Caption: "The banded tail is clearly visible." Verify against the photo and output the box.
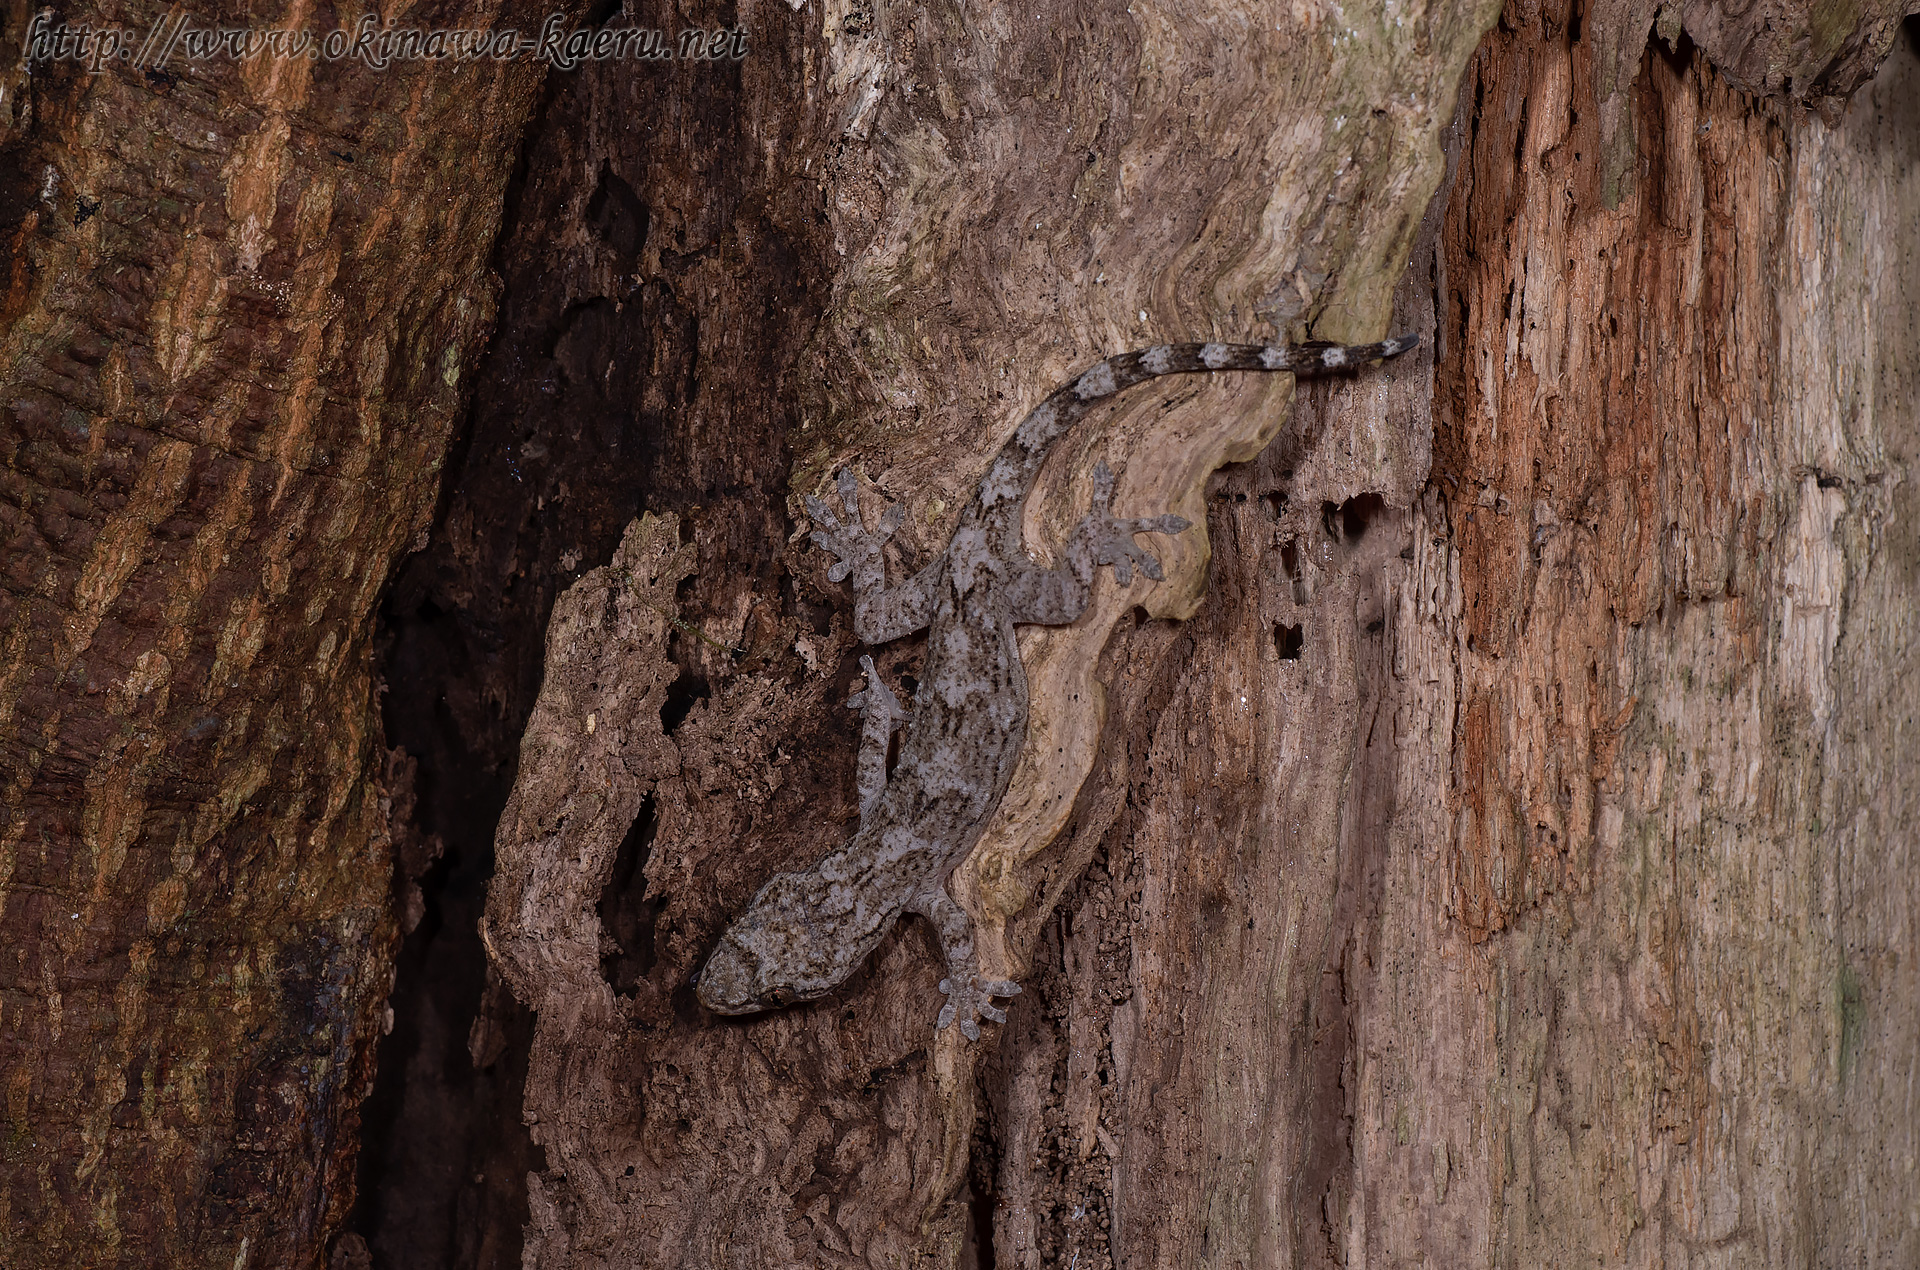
[975,333,1421,517]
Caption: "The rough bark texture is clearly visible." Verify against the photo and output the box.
[478,4,1920,1270]
[351,6,841,1263]
[480,0,1491,1265]
[5,0,1916,1265]
[0,0,569,1264]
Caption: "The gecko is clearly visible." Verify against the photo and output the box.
[694,333,1419,1039]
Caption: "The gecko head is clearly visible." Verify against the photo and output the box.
[694,927,816,1016]
[695,929,783,1022]
[695,873,843,1016]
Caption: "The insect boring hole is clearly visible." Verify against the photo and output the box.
[1323,492,1385,544]
[1279,539,1301,579]
[1274,622,1306,661]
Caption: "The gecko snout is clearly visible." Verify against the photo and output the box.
[695,932,806,1015]
[693,935,763,1014]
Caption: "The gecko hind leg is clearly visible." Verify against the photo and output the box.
[1079,460,1189,585]
[846,654,910,820]
[915,884,1021,1041]
[1009,460,1191,624]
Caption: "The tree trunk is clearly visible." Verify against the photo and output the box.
[473,2,1920,1269]
[0,1,570,1264]
[6,2,1917,1269]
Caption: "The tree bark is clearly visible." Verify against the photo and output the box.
[481,2,1920,1268]
[5,0,1916,1267]
[0,1,569,1264]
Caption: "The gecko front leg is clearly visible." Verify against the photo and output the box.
[807,470,942,643]
[1008,460,1191,624]
[846,654,909,821]
[911,884,1021,1041]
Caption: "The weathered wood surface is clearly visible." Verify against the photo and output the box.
[484,4,1920,1269]
[3,0,1915,1265]
[1384,7,1920,1264]
[481,0,1481,1265]
[0,1,569,1264]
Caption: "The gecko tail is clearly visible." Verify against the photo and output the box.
[1036,333,1420,428]
[978,330,1422,535]
[1106,333,1420,387]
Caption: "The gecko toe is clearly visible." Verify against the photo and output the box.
[1091,460,1116,508]
[932,977,1023,1038]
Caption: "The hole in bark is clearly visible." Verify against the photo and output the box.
[1326,492,1384,543]
[1279,539,1300,579]
[1261,490,1287,519]
[599,794,662,992]
[660,670,710,734]
[586,161,650,260]
[348,728,542,1268]
[1274,623,1305,660]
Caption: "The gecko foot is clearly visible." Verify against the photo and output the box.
[807,469,905,583]
[846,654,909,722]
[1080,460,1190,585]
[937,976,1023,1041]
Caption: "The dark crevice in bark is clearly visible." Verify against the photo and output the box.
[347,1,831,1259]
[660,668,711,734]
[348,68,662,1270]
[600,793,663,994]
[966,1090,1002,1270]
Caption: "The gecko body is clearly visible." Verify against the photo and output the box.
[695,334,1417,1038]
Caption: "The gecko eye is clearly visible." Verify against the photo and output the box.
[766,985,797,1007]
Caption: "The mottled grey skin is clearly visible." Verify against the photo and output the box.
[695,335,1419,1039]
